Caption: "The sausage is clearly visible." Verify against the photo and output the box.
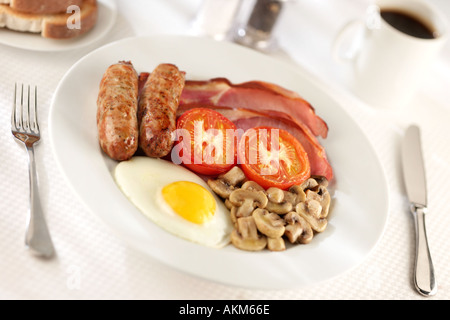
[97,61,139,161]
[138,63,185,158]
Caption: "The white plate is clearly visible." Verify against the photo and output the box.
[49,35,389,289]
[0,0,116,52]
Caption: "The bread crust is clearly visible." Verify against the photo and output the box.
[0,0,98,39]
[43,0,97,39]
[10,0,84,15]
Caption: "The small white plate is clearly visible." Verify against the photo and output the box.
[0,0,117,52]
[49,35,389,289]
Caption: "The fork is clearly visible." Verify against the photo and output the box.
[11,84,55,258]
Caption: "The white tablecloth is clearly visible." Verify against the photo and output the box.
[1,0,450,300]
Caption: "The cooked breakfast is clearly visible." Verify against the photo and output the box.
[97,61,334,252]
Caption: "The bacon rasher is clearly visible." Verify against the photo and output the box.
[179,78,329,139]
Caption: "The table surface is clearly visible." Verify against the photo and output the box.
[1,0,450,300]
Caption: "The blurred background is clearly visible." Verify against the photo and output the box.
[115,0,450,110]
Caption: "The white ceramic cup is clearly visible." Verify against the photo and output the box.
[333,0,448,108]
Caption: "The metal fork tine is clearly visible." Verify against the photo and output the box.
[18,83,24,130]
[22,85,30,132]
[24,85,31,132]
[11,83,17,130]
[33,86,39,133]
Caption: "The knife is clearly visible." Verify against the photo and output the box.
[401,125,437,296]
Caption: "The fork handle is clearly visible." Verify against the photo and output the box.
[25,145,55,258]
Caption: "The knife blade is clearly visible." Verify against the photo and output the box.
[402,125,428,207]
[401,125,437,296]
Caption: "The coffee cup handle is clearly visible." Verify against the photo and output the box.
[332,19,366,64]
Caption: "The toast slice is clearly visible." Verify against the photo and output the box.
[0,0,83,15]
[0,0,98,39]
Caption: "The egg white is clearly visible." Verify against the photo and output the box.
[113,156,233,248]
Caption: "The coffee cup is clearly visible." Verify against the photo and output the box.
[332,0,448,108]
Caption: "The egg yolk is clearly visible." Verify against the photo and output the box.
[161,181,216,224]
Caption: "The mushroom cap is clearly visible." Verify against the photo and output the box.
[230,230,267,251]
[252,208,286,239]
[229,189,268,208]
[295,202,327,233]
[241,181,265,192]
[318,186,331,218]
[230,216,267,251]
[288,185,306,204]
[266,187,285,203]
[265,187,295,214]
[267,237,286,251]
[219,166,247,186]
[305,186,331,219]
[207,179,234,199]
[207,166,247,199]
[301,178,319,190]
[265,200,293,215]
[284,211,313,244]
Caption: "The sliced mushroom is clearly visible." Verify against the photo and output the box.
[317,186,331,218]
[214,172,331,251]
[266,187,284,203]
[265,200,293,215]
[220,166,247,187]
[230,206,238,225]
[312,175,329,188]
[207,166,246,199]
[284,212,314,244]
[288,185,306,204]
[241,181,265,192]
[301,178,319,191]
[229,189,268,218]
[252,208,285,238]
[230,216,267,251]
[305,197,323,219]
[267,237,286,251]
[305,187,331,219]
[295,202,327,233]
[224,199,233,210]
[265,187,294,214]
[207,179,234,199]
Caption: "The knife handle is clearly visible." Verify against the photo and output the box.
[411,204,437,296]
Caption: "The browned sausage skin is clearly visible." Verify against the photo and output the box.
[97,61,139,161]
[138,64,185,158]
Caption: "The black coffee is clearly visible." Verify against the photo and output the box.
[381,10,437,39]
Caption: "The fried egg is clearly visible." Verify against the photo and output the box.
[113,156,232,248]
